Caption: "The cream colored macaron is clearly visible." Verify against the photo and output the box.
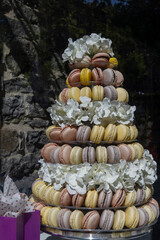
[47,207,61,227]
[70,210,84,229]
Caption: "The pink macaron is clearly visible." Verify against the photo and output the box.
[72,192,86,207]
[49,127,62,141]
[82,146,96,164]
[135,188,146,205]
[59,188,72,206]
[76,125,91,143]
[104,85,118,101]
[59,144,72,164]
[137,208,149,227]
[111,189,126,207]
[60,125,77,142]
[50,146,61,163]
[57,208,72,229]
[114,70,124,87]
[99,209,114,230]
[102,68,115,86]
[68,69,81,87]
[118,144,132,162]
[107,145,121,164]
[82,210,100,229]
[91,67,103,84]
[60,88,70,103]
[98,190,113,208]
[91,53,110,68]
[41,143,58,162]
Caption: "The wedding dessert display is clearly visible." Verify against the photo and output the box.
[30,33,159,239]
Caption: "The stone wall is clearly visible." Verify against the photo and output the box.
[1,1,65,193]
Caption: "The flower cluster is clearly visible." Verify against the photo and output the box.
[38,150,157,195]
[62,33,114,64]
[48,97,136,127]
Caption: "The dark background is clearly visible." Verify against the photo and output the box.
[1,0,160,239]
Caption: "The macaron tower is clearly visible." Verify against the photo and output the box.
[31,34,159,238]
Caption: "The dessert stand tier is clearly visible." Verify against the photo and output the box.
[41,220,156,240]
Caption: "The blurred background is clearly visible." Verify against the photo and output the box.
[0,0,160,238]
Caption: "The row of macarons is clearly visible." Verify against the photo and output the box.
[59,86,129,103]
[66,68,123,88]
[32,179,153,209]
[32,200,159,230]
[41,142,144,164]
[68,54,118,70]
[46,124,138,144]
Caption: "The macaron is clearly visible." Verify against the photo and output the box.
[47,207,61,227]
[142,204,155,224]
[38,184,49,201]
[99,210,114,230]
[96,146,107,163]
[107,145,121,164]
[114,70,124,87]
[70,146,82,164]
[91,53,110,68]
[41,206,52,225]
[60,125,77,142]
[82,210,100,229]
[145,185,153,201]
[50,146,61,163]
[137,207,149,227]
[70,210,84,229]
[132,142,144,159]
[112,210,125,230]
[80,68,92,86]
[92,85,104,101]
[118,144,132,162]
[103,124,117,143]
[135,188,146,205]
[59,88,70,103]
[116,124,129,142]
[59,188,72,206]
[98,190,113,208]
[104,85,118,101]
[108,57,118,69]
[117,87,129,103]
[123,190,137,207]
[82,146,96,164]
[129,125,138,140]
[80,87,92,98]
[47,127,62,141]
[72,192,86,207]
[44,185,55,203]
[68,87,80,102]
[57,208,72,229]
[59,144,72,164]
[32,180,46,199]
[125,206,139,229]
[34,202,45,211]
[85,190,98,208]
[149,198,159,217]
[41,143,58,162]
[90,125,105,144]
[127,144,137,161]
[68,69,81,87]
[49,189,61,205]
[76,125,91,143]
[147,202,159,219]
[102,68,115,86]
[46,125,57,140]
[111,189,126,207]
[91,67,103,84]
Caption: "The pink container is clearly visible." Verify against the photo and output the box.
[0,210,40,240]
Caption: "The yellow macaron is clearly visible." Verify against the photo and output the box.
[133,142,144,159]
[103,124,117,142]
[123,190,137,207]
[108,57,118,68]
[70,210,84,229]
[49,189,61,205]
[80,87,92,98]
[113,210,125,230]
[68,87,80,102]
[116,87,129,103]
[116,124,129,142]
[125,206,139,229]
[96,146,107,163]
[41,206,52,225]
[47,207,61,227]
[92,85,104,101]
[90,125,105,144]
[80,68,92,85]
[85,190,98,208]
